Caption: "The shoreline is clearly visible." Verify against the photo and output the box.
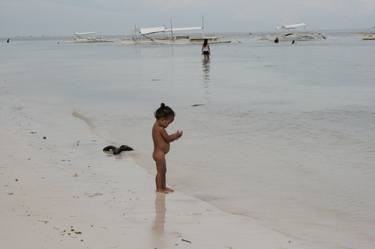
[0,91,312,248]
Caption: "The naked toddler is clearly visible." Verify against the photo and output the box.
[152,103,183,193]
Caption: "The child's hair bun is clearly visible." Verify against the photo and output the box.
[155,103,175,119]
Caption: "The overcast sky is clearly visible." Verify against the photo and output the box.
[1,0,374,36]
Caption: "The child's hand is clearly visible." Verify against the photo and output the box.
[176,130,183,139]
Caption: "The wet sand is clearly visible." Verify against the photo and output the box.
[0,92,312,249]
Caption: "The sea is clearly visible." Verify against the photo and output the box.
[1,31,375,249]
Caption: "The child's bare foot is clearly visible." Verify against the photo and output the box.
[155,187,174,194]
[156,188,170,194]
[165,187,174,193]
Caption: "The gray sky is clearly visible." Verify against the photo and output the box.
[1,0,374,36]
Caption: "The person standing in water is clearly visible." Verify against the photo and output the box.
[201,39,210,60]
[152,103,183,193]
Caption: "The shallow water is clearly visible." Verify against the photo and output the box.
[1,33,375,249]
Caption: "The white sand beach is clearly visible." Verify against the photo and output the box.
[0,91,313,249]
[1,36,374,249]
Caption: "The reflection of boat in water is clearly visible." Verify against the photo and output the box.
[122,19,232,45]
[259,23,327,42]
[72,32,113,43]
[280,32,326,41]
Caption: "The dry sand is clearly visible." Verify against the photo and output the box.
[0,93,312,249]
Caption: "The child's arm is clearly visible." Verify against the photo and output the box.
[161,129,183,143]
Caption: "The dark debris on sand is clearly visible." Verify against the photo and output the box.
[103,145,134,155]
[191,104,204,107]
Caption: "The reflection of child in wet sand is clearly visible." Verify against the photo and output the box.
[152,103,183,193]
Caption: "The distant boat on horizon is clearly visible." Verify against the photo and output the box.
[362,33,375,40]
[259,22,326,42]
[72,32,113,43]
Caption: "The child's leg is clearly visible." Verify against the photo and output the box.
[155,156,166,192]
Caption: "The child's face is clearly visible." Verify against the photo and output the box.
[160,116,174,128]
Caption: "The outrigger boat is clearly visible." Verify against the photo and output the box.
[122,18,231,45]
[259,23,326,42]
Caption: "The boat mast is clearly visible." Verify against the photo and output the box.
[170,18,174,40]
[133,25,137,40]
[201,16,205,36]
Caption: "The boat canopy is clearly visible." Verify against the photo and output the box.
[140,26,202,35]
[74,32,96,36]
[140,27,166,35]
[277,23,306,30]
